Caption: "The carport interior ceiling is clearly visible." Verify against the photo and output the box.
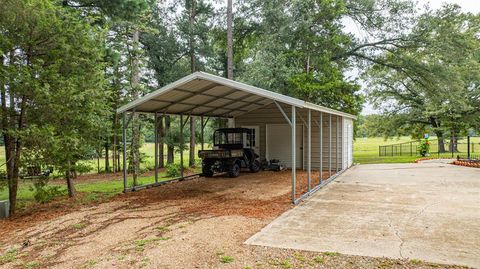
[134,81,272,118]
[117,72,357,120]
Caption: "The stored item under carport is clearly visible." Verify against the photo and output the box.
[198,128,261,177]
[266,159,286,171]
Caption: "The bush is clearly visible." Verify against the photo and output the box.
[418,139,430,157]
[165,163,180,177]
[30,178,66,203]
[0,171,6,192]
[75,163,93,176]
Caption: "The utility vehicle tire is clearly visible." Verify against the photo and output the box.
[249,159,261,173]
[202,163,214,177]
[228,163,240,178]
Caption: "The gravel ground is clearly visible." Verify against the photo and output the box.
[0,170,469,269]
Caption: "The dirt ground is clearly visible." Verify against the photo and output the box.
[0,170,468,269]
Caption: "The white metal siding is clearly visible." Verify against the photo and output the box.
[266,124,303,168]
[235,103,343,170]
[343,118,353,168]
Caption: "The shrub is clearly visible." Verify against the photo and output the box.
[30,178,66,203]
[417,139,430,157]
[165,163,180,177]
[75,163,93,176]
[0,171,6,192]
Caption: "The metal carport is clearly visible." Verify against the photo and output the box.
[117,71,356,203]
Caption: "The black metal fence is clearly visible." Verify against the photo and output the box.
[379,136,480,160]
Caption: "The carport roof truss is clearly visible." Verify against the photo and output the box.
[117,72,357,120]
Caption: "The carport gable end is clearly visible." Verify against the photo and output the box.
[117,71,356,204]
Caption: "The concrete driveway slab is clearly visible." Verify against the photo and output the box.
[246,162,480,268]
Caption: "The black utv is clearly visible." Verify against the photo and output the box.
[198,128,261,177]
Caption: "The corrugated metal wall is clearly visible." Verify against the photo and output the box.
[234,103,343,171]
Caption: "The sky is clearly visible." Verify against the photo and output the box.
[359,0,480,115]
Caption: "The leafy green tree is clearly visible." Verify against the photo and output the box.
[0,0,108,213]
[365,5,480,149]
[235,0,364,114]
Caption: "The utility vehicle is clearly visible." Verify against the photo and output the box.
[198,128,261,177]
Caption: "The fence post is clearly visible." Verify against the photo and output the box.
[451,136,454,158]
[410,142,412,156]
[467,136,470,160]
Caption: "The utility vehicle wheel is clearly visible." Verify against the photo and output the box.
[249,160,261,173]
[228,163,240,178]
[202,163,214,177]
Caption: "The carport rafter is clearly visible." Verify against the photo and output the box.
[173,88,268,107]
[176,88,243,115]
[158,83,221,112]
[149,99,251,114]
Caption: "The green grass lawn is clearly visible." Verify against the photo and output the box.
[0,143,203,207]
[353,136,480,164]
[353,136,419,164]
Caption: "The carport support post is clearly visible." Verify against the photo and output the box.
[201,116,204,150]
[307,109,311,192]
[320,112,323,183]
[154,112,158,183]
[180,114,184,178]
[291,106,296,203]
[122,113,127,192]
[336,116,339,173]
[329,114,332,178]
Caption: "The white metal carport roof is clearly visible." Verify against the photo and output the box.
[117,72,357,120]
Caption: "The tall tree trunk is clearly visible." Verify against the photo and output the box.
[130,29,141,185]
[434,130,446,153]
[430,117,446,153]
[166,116,174,164]
[1,54,17,215]
[158,115,164,168]
[227,0,233,80]
[7,96,27,212]
[111,63,121,174]
[117,147,121,172]
[189,0,196,73]
[97,150,100,173]
[112,134,117,173]
[187,1,197,167]
[131,114,140,186]
[105,141,110,173]
[449,131,458,153]
[66,161,76,198]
